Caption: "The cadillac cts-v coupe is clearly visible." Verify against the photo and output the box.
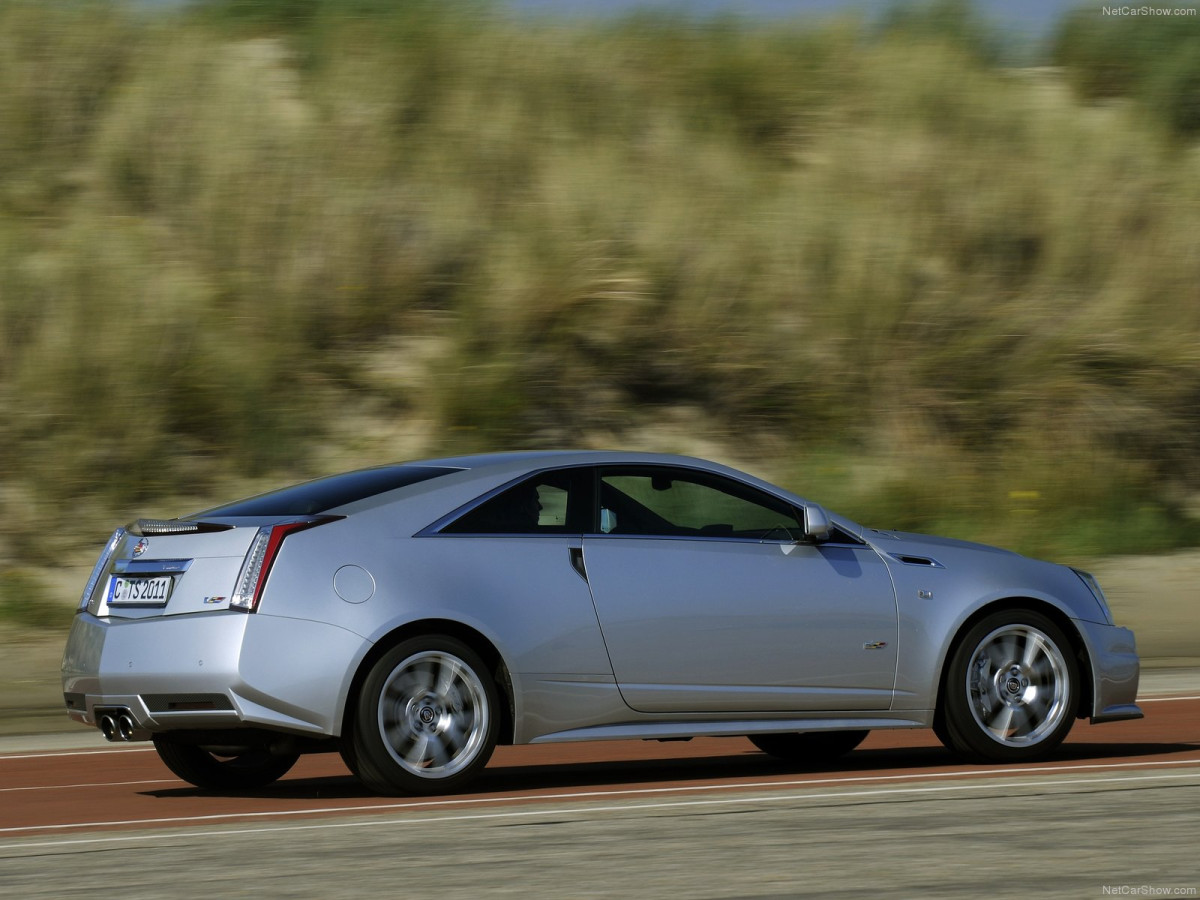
[62,451,1141,794]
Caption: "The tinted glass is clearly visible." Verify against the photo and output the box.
[442,468,591,534]
[598,468,802,540]
[196,466,460,517]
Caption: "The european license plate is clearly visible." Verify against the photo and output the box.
[107,575,173,606]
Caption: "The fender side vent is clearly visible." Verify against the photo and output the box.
[889,553,944,568]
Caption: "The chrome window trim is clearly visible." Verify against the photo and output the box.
[426,531,796,545]
[584,533,800,546]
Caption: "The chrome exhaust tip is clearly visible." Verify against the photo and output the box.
[117,714,136,742]
[99,714,118,741]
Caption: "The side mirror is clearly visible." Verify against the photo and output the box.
[802,504,832,543]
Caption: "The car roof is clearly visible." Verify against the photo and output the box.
[408,448,772,482]
[413,449,731,473]
[398,450,809,509]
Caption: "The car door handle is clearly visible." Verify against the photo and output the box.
[568,547,588,582]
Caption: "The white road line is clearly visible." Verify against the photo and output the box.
[1140,694,1200,702]
[0,779,175,793]
[2,754,1199,835]
[0,747,154,762]
[2,770,1199,854]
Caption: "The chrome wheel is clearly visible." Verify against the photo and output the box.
[353,635,499,795]
[966,624,1069,746]
[940,610,1079,762]
[377,650,490,779]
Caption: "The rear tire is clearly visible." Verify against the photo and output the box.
[749,729,869,763]
[338,737,361,779]
[153,737,299,790]
[352,635,498,796]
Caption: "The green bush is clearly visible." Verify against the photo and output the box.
[1053,7,1200,137]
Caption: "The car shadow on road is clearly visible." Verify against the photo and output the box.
[142,737,1200,801]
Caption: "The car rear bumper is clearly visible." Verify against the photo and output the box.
[1079,619,1142,723]
[61,610,368,739]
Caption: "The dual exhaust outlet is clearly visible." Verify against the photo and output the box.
[98,709,139,742]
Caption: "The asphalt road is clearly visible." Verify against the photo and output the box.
[2,691,1198,900]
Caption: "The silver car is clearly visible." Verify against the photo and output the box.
[62,451,1142,794]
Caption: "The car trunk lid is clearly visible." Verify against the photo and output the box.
[82,520,260,618]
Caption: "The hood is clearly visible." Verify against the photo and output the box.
[865,528,1022,559]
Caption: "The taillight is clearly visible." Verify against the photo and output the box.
[78,528,126,612]
[229,518,338,612]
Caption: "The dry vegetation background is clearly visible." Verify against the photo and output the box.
[2,0,1200,630]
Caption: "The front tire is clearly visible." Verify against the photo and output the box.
[940,610,1079,762]
[352,635,498,795]
[153,737,299,790]
[749,730,868,763]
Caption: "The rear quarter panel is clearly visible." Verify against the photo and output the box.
[257,509,614,678]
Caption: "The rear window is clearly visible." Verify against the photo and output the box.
[193,466,461,518]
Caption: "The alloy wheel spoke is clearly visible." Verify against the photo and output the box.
[427,733,452,768]
[383,719,411,749]
[987,704,1015,737]
[1021,632,1041,668]
[1008,703,1033,737]
[384,669,422,704]
[441,718,468,754]
[1028,688,1053,719]
[434,659,459,698]
[1030,653,1057,685]
[404,732,432,766]
[984,638,1013,672]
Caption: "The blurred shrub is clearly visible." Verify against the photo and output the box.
[0,569,67,629]
[0,0,134,212]
[1143,40,1200,137]
[3,214,313,506]
[876,0,1005,64]
[0,0,1198,568]
[1054,7,1200,137]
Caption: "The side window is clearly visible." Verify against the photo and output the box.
[441,468,590,535]
[597,468,802,540]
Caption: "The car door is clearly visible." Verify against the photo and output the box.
[582,466,898,713]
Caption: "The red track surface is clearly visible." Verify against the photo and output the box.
[3,696,1198,839]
